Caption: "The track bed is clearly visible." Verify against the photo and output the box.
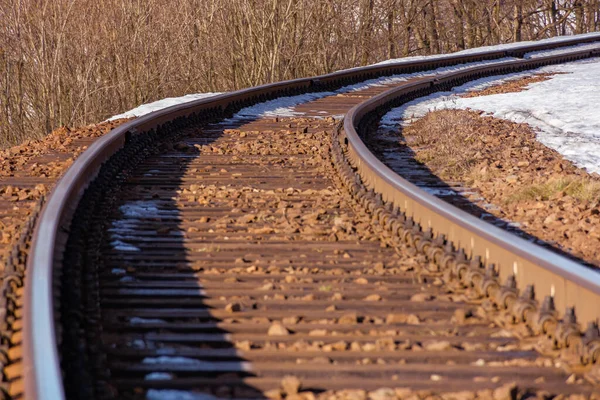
[62,90,596,399]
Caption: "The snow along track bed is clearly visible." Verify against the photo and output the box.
[17,36,600,400]
[106,33,600,123]
[380,57,600,175]
[58,94,598,399]
[374,102,600,263]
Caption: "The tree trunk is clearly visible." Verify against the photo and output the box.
[360,0,375,65]
[513,3,522,42]
[584,0,597,31]
[424,1,440,53]
[387,0,396,59]
[451,1,465,50]
[575,1,585,34]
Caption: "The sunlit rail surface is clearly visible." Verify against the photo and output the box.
[11,35,600,399]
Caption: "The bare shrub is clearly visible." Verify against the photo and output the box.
[1,0,598,147]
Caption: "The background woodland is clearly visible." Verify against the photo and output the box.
[1,0,599,146]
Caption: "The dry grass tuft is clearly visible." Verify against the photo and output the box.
[508,177,600,203]
[404,110,484,178]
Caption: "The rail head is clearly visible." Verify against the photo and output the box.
[342,50,600,328]
[20,81,310,400]
[22,34,600,400]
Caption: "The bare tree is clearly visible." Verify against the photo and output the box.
[1,0,598,147]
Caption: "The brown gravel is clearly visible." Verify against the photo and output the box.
[401,107,600,268]
[461,73,561,98]
[6,76,599,397]
[262,385,598,400]
[91,112,598,398]
[0,119,129,273]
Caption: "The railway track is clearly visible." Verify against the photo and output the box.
[7,36,600,399]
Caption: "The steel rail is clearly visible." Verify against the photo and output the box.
[342,50,600,325]
[22,35,600,400]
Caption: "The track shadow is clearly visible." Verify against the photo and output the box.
[106,116,271,399]
[363,123,598,269]
[59,114,271,399]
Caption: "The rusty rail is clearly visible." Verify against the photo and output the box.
[0,198,44,399]
[23,35,600,400]
[341,49,600,360]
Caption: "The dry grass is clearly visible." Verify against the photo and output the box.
[405,107,600,268]
[507,176,600,203]
[407,110,600,205]
[405,110,483,178]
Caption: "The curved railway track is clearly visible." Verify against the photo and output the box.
[8,36,600,399]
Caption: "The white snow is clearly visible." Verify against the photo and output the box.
[527,42,600,58]
[110,240,140,252]
[146,390,217,400]
[130,317,166,324]
[421,188,460,197]
[222,92,335,122]
[111,268,126,275]
[221,57,527,122]
[142,356,208,366]
[373,32,600,66]
[106,33,600,123]
[380,57,600,174]
[144,372,174,381]
[119,200,177,218]
[108,93,221,120]
[110,200,178,251]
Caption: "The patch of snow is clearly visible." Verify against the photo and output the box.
[145,372,174,381]
[221,92,335,123]
[119,200,177,218]
[108,220,137,232]
[146,390,217,400]
[130,317,166,324]
[373,32,600,66]
[527,42,600,58]
[130,339,146,349]
[379,72,537,131]
[381,57,600,174]
[142,356,208,366]
[110,240,140,252]
[108,93,221,121]
[222,58,523,121]
[106,33,600,123]
[109,200,179,251]
[111,268,126,275]
[339,57,522,93]
[421,188,459,197]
